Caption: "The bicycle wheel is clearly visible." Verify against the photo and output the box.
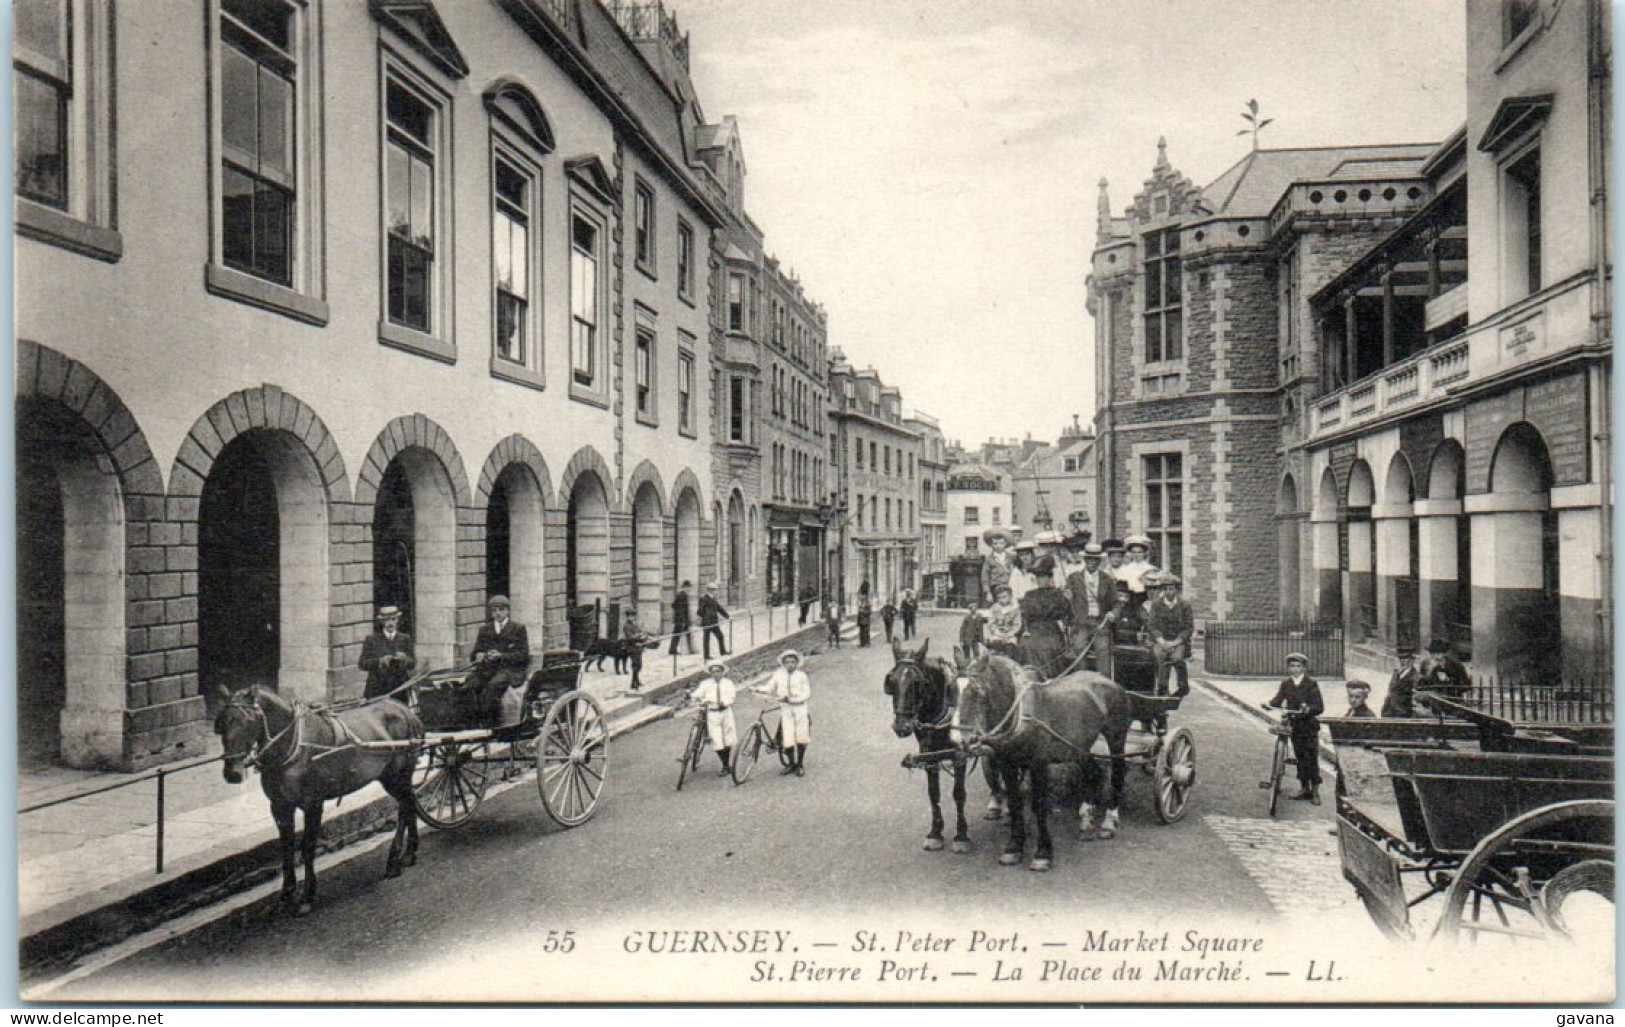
[732,724,765,785]
[676,720,703,791]
[1267,735,1287,818]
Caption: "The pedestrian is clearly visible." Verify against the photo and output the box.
[698,583,730,660]
[688,660,738,776]
[1382,643,1422,717]
[900,589,918,640]
[1345,680,1377,718]
[757,649,812,776]
[824,601,842,649]
[621,609,651,692]
[798,585,816,626]
[468,595,531,727]
[668,580,694,656]
[1422,637,1472,699]
[1064,542,1118,675]
[358,604,416,700]
[881,596,898,642]
[1263,653,1324,805]
[1141,572,1193,697]
[856,595,873,647]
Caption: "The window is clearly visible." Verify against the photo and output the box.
[1504,147,1542,300]
[855,438,864,468]
[856,497,864,530]
[677,219,695,300]
[571,214,601,388]
[992,508,1001,526]
[633,178,656,273]
[384,76,438,334]
[219,0,298,286]
[1143,453,1184,578]
[492,156,534,368]
[964,507,980,525]
[870,442,878,469]
[729,376,747,443]
[634,325,656,422]
[884,447,892,475]
[728,273,746,332]
[965,537,980,555]
[678,347,695,435]
[15,0,72,210]
[1143,228,1183,363]
[1503,0,1538,44]
[885,498,892,531]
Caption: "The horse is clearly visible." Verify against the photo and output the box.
[214,685,425,916]
[884,638,971,854]
[949,651,1136,871]
[956,610,1008,820]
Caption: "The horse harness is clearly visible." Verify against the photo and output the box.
[956,665,1108,758]
[222,693,420,772]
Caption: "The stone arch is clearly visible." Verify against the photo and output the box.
[566,465,612,643]
[18,340,164,498]
[673,482,703,599]
[1426,440,1467,500]
[477,438,553,633]
[1315,466,1341,521]
[1345,459,1376,510]
[1382,452,1415,507]
[671,467,706,514]
[1483,422,1559,679]
[630,478,666,629]
[358,417,467,670]
[475,434,556,510]
[1277,473,1299,516]
[1490,422,1554,494]
[559,445,617,513]
[624,459,669,513]
[1277,473,1301,621]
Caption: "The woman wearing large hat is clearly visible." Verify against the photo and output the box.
[980,527,1017,604]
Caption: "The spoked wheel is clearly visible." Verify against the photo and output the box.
[1261,733,1288,818]
[775,724,794,768]
[1153,727,1196,823]
[1434,799,1615,945]
[536,690,608,827]
[413,741,491,829]
[732,724,765,785]
[676,719,704,792]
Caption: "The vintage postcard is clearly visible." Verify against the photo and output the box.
[14,0,1615,1005]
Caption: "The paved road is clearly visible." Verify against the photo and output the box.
[46,617,1383,1003]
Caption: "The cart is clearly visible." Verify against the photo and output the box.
[408,650,608,830]
[1328,685,1614,943]
[1107,639,1195,823]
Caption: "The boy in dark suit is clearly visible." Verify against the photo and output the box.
[359,604,416,700]
[1263,653,1325,804]
[1141,573,1193,697]
[469,595,531,726]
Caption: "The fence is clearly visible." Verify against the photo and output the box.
[1203,620,1346,677]
[1455,671,1615,725]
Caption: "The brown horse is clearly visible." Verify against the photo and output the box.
[884,638,972,854]
[950,651,1136,870]
[215,686,425,915]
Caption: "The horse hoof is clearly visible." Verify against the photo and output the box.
[384,864,403,879]
[1095,828,1117,841]
[402,853,417,868]
[951,839,971,854]
[295,902,313,918]
[983,808,1005,821]
[1079,827,1098,841]
[923,837,945,852]
[1029,858,1052,872]
[998,852,1022,866]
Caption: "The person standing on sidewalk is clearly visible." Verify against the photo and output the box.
[798,585,817,625]
[824,601,843,649]
[359,604,416,700]
[622,609,651,692]
[699,583,730,659]
[669,581,694,656]
[856,596,873,647]
[758,650,812,776]
[900,590,918,640]
[881,596,898,643]
[1264,653,1325,805]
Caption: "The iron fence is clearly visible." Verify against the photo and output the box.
[1203,620,1345,677]
[1455,671,1615,725]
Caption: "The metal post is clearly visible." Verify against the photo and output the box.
[156,767,166,875]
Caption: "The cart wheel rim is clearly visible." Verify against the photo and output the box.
[413,742,490,829]
[538,692,607,826]
[1154,729,1195,822]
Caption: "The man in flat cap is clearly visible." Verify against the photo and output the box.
[1142,572,1193,697]
[359,604,416,700]
[1264,653,1324,804]
[981,527,1017,604]
[469,594,531,726]
[1065,542,1118,674]
[1103,538,1127,573]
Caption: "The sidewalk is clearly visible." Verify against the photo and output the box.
[1189,648,1370,770]
[18,602,837,975]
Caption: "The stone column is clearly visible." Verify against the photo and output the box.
[1554,486,1608,683]
[1373,503,1412,648]
[1467,493,1549,681]
[1311,510,1342,624]
[1343,294,1359,384]
[1347,516,1375,641]
[1380,267,1396,367]
[1278,512,1304,622]
[1414,498,1462,650]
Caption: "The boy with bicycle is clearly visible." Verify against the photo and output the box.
[759,649,812,777]
[689,660,739,775]
[1262,652,1325,805]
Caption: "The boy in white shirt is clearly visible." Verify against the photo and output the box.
[760,650,813,777]
[689,660,739,775]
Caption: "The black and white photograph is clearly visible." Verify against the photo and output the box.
[12,0,1617,1005]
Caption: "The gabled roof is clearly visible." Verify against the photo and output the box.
[370,0,468,79]
[1201,144,1438,217]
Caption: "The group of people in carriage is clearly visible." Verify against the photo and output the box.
[974,527,1192,697]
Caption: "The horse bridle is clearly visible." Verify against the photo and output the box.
[218,692,299,771]
[892,657,957,732]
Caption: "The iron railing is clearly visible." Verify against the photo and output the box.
[1204,620,1346,677]
[1454,672,1615,726]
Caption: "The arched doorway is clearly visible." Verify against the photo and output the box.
[1483,423,1558,680]
[566,470,610,645]
[674,487,702,596]
[16,398,126,766]
[1345,460,1377,642]
[486,464,546,632]
[1313,467,1343,624]
[1424,441,1471,654]
[199,429,329,704]
[631,482,665,630]
[372,448,458,670]
[1379,454,1419,649]
[726,492,746,606]
[1277,474,1301,622]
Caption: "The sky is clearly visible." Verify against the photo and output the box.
[674,0,1468,448]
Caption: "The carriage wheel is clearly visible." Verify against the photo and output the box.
[1434,799,1615,945]
[536,691,608,827]
[1153,727,1196,823]
[412,741,490,830]
[732,724,765,785]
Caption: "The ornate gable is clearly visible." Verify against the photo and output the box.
[566,155,619,207]
[1129,137,1207,224]
[371,0,468,80]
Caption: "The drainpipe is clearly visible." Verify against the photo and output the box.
[1587,0,1612,674]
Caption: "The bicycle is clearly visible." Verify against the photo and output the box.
[1257,704,1310,817]
[730,701,795,785]
[675,704,730,791]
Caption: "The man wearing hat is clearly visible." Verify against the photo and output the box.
[1264,653,1325,804]
[1103,539,1127,572]
[1010,538,1038,600]
[758,650,813,776]
[1421,637,1471,700]
[688,659,739,776]
[1065,543,1119,674]
[1381,642,1423,717]
[1018,555,1073,678]
[359,604,416,700]
[981,527,1017,603]
[468,594,531,726]
[1141,572,1193,697]
[698,583,730,660]
[1116,534,1162,607]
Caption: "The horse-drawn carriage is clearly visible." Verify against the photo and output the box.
[1327,681,1614,942]
[409,650,609,830]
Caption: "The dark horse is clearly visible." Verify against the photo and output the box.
[956,611,1009,820]
[950,651,1136,871]
[215,686,425,915]
[884,638,971,854]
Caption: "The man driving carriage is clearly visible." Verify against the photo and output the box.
[1064,542,1117,674]
[469,594,532,726]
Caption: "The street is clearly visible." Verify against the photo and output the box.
[44,617,1381,1003]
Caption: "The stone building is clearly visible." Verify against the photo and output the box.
[908,412,951,599]
[829,354,921,606]
[945,463,1013,560]
[1292,0,1612,682]
[14,0,742,768]
[1010,417,1097,540]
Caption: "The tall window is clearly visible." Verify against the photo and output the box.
[677,219,695,300]
[1143,453,1184,577]
[678,349,695,434]
[571,214,600,387]
[634,326,655,421]
[870,442,878,469]
[385,78,436,330]
[856,437,864,468]
[1144,228,1183,363]
[965,507,980,525]
[221,0,296,285]
[885,498,892,530]
[728,273,746,332]
[992,507,1001,526]
[633,179,655,272]
[1505,147,1542,300]
[492,157,532,365]
[729,377,747,443]
[15,0,71,209]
